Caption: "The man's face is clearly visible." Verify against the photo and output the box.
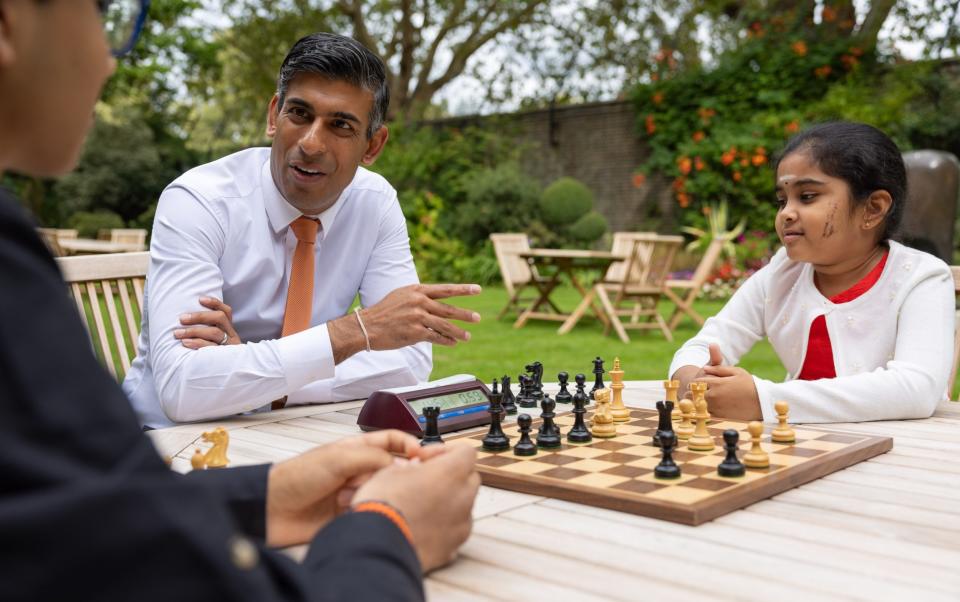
[0,0,116,177]
[267,73,388,215]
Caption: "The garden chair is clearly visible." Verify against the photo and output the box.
[663,237,725,331]
[99,228,148,251]
[36,228,77,257]
[56,252,149,381]
[593,233,683,342]
[949,266,960,400]
[490,233,554,319]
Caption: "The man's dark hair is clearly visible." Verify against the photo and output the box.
[276,32,390,138]
[775,121,907,241]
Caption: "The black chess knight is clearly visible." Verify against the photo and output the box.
[500,375,518,414]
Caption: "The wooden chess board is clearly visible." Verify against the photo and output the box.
[451,408,892,525]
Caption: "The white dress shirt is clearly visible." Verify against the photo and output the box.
[668,241,954,423]
[123,148,431,428]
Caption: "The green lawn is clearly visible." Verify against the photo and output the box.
[431,285,785,385]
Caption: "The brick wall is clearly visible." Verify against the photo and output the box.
[427,100,674,232]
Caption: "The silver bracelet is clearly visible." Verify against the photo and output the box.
[353,306,372,352]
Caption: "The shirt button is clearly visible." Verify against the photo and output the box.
[903,262,912,271]
[229,536,259,570]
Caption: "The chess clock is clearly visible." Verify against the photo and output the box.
[357,374,492,436]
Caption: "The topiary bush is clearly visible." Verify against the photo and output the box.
[539,177,594,226]
[568,211,609,242]
[68,210,125,238]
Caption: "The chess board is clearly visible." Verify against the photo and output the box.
[452,408,892,525]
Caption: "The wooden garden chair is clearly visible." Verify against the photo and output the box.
[99,228,148,251]
[490,233,554,319]
[663,237,725,331]
[36,228,77,257]
[56,252,149,381]
[593,233,683,342]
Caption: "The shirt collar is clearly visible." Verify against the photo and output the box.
[260,156,351,235]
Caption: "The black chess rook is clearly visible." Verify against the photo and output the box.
[420,406,443,446]
[653,400,675,448]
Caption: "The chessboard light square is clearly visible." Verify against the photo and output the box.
[765,453,809,467]
[686,454,722,467]
[646,485,717,504]
[462,438,485,449]
[499,460,556,475]
[617,445,662,458]
[701,470,766,484]
[626,456,664,470]
[616,435,649,445]
[557,446,611,459]
[564,459,621,473]
[709,421,743,431]
[567,472,632,489]
[792,428,828,439]
[615,425,643,435]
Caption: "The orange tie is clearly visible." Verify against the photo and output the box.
[272,216,319,411]
[281,216,320,337]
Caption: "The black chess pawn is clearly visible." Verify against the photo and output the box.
[589,357,605,400]
[654,431,682,479]
[555,371,573,404]
[717,429,746,477]
[420,406,444,446]
[500,375,517,414]
[566,383,592,443]
[513,414,537,456]
[536,395,561,448]
[573,373,589,406]
[653,400,675,448]
[481,380,510,452]
[517,374,537,408]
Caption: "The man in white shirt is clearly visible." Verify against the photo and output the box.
[124,33,480,428]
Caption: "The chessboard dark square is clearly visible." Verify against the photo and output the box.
[535,453,582,466]
[682,464,715,476]
[612,479,665,494]
[775,447,825,458]
[684,477,738,491]
[478,455,517,468]
[590,440,632,451]
[635,428,658,437]
[602,465,651,478]
[672,450,703,462]
[817,434,864,444]
[539,467,589,480]
[593,452,647,464]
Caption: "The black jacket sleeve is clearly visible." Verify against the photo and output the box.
[0,192,424,602]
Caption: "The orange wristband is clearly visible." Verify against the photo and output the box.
[352,501,414,545]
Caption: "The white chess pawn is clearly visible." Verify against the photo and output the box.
[771,400,796,443]
[743,421,770,468]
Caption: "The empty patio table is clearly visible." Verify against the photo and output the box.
[58,238,147,255]
[512,248,626,333]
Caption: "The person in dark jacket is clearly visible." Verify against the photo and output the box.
[0,2,479,600]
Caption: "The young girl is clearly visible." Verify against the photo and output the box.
[670,121,954,423]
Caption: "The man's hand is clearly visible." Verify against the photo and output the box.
[174,296,241,348]
[698,365,763,421]
[265,430,422,548]
[352,443,480,573]
[328,284,482,364]
[672,343,724,398]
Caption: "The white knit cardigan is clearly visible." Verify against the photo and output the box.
[668,241,954,423]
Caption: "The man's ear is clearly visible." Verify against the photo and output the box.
[0,2,21,68]
[360,125,389,166]
[862,190,893,231]
[265,94,280,138]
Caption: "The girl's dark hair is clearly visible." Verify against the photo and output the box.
[775,121,907,240]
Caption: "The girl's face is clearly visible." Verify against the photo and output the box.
[774,151,876,267]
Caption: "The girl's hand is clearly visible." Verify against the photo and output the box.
[698,365,763,421]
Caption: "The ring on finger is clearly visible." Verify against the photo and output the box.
[219,331,229,345]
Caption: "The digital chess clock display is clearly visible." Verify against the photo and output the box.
[408,389,488,415]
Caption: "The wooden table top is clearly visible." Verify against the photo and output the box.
[149,382,960,601]
[518,248,628,261]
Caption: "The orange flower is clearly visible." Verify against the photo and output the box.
[755,146,767,155]
[645,114,656,134]
[632,173,647,188]
[791,40,808,57]
[784,120,800,134]
[652,91,664,105]
[654,49,667,62]
[694,157,705,171]
[740,158,749,167]
[672,177,686,192]
[822,5,837,22]
[692,131,706,142]
[677,192,690,208]
[677,156,693,175]
[751,154,767,166]
[651,73,660,82]
[849,46,864,57]
[841,54,859,70]
[721,150,735,166]
[702,205,712,216]
[732,172,742,182]
[814,65,833,79]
